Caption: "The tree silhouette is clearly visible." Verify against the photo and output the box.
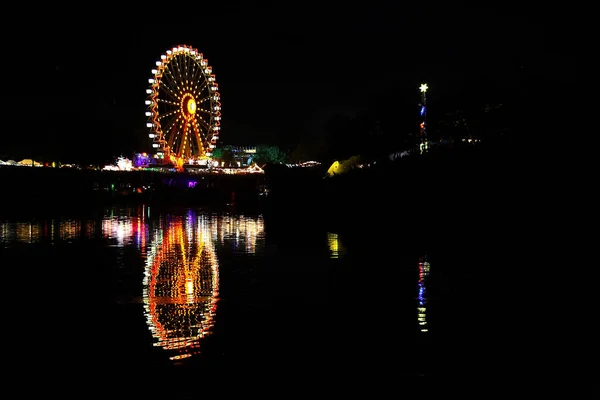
[254,145,288,165]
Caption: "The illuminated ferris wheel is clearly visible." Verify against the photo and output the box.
[145,44,221,169]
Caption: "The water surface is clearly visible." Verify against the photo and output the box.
[0,204,512,394]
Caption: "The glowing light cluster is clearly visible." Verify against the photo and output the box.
[140,212,265,360]
[327,232,346,259]
[0,222,42,243]
[102,217,135,247]
[210,214,265,254]
[419,83,429,154]
[102,156,134,171]
[0,220,88,243]
[142,214,219,360]
[417,256,430,333]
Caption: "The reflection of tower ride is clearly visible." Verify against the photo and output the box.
[327,232,346,259]
[418,83,429,154]
[142,215,219,361]
[417,256,430,333]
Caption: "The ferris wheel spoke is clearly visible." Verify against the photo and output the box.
[172,55,186,88]
[157,98,179,107]
[162,89,180,105]
[162,72,182,101]
[189,59,201,88]
[196,106,213,116]
[180,54,188,85]
[185,64,194,92]
[186,123,195,159]
[185,60,195,92]
[166,67,186,97]
[160,115,180,140]
[162,67,180,89]
[162,86,180,104]
[187,66,198,93]
[195,116,211,132]
[177,123,189,158]
[158,108,179,122]
[167,122,179,152]
[193,81,209,98]
[159,83,180,104]
[195,95,212,104]
[190,63,205,94]
[184,55,193,86]
[168,57,181,87]
[197,103,213,118]
[156,91,180,108]
[172,120,185,150]
[191,121,205,156]
[178,54,189,85]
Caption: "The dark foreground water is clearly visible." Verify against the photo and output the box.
[0,204,532,396]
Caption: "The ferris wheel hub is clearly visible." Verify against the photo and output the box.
[181,93,197,120]
[187,97,196,115]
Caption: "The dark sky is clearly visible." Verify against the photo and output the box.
[0,1,565,163]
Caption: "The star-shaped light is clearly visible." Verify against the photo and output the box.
[419,83,428,93]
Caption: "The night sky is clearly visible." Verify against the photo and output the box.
[1,1,566,164]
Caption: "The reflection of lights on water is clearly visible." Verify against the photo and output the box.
[20,222,39,243]
[0,222,42,243]
[84,220,95,238]
[327,232,346,258]
[211,214,264,254]
[142,212,264,361]
[59,220,81,240]
[102,218,134,246]
[418,256,430,333]
[0,220,91,243]
[0,208,270,253]
[0,221,73,243]
[185,277,195,304]
[142,213,219,361]
[101,213,147,250]
[0,206,151,245]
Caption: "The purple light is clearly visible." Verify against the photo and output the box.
[133,153,152,168]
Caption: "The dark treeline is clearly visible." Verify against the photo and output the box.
[262,138,527,251]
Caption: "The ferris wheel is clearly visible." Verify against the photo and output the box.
[145,44,221,168]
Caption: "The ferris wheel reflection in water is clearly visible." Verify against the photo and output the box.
[140,210,265,361]
[141,213,219,361]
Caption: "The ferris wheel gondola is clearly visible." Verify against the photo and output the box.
[146,45,221,169]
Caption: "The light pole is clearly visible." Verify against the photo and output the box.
[419,83,428,154]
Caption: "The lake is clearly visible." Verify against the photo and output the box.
[0,203,521,395]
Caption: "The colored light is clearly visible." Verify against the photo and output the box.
[187,98,196,115]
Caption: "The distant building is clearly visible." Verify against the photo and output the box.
[230,146,257,166]
[133,153,157,168]
[17,159,43,167]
